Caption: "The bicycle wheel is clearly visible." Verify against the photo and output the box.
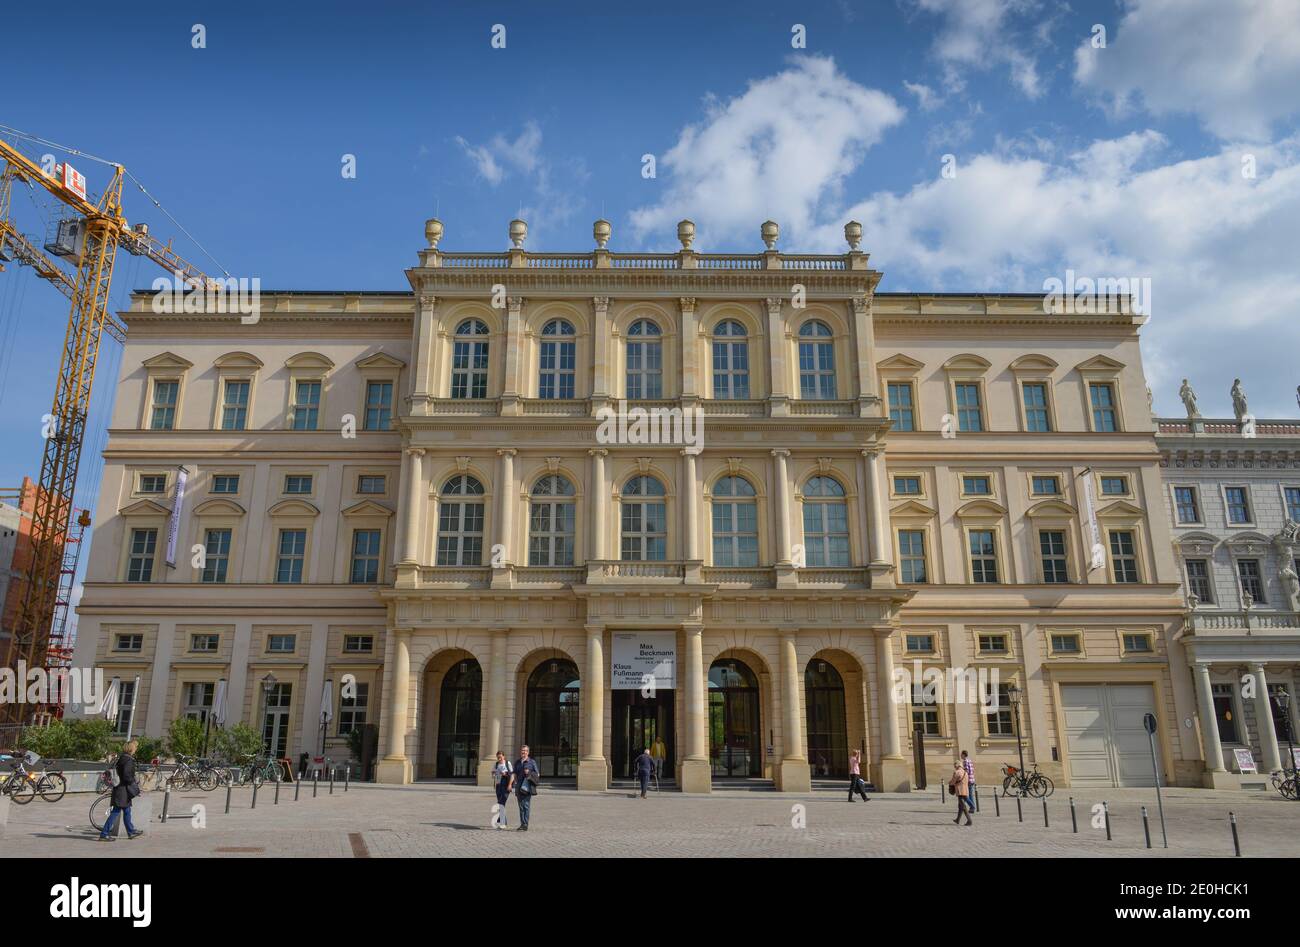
[1001,774,1016,797]
[169,769,192,792]
[10,776,35,804]
[197,769,219,792]
[39,773,67,803]
[1282,777,1298,800]
[89,794,112,832]
[1031,774,1055,797]
[250,768,264,788]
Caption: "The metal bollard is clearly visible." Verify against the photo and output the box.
[225,783,232,814]
[1070,796,1078,833]
[1142,806,1151,849]
[1104,801,1112,840]
[974,785,980,813]
[1016,794,1023,823]
[994,790,1000,817]
[1042,796,1049,828]
[161,787,171,824]
[274,779,280,805]
[252,781,258,809]
[345,767,350,792]
[1230,811,1241,856]
[329,767,335,795]
[313,773,318,798]
[294,776,301,801]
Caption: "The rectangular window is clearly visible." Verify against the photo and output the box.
[126,528,157,582]
[350,529,382,584]
[887,382,915,432]
[150,380,179,430]
[1174,486,1201,524]
[190,633,219,653]
[1211,683,1239,744]
[114,633,144,652]
[1089,382,1118,431]
[1039,530,1069,583]
[201,528,231,583]
[267,634,296,654]
[276,529,306,583]
[911,688,941,737]
[221,380,250,430]
[962,475,991,495]
[343,634,374,654]
[955,383,983,432]
[898,530,927,584]
[364,381,393,431]
[338,682,369,735]
[905,633,935,654]
[211,474,239,494]
[1050,633,1081,654]
[1031,476,1060,495]
[182,682,215,723]
[1185,559,1214,603]
[1225,487,1252,524]
[1022,382,1051,432]
[357,475,386,495]
[985,682,1014,736]
[1122,633,1153,654]
[1237,558,1266,603]
[1286,487,1300,523]
[1100,476,1128,495]
[292,380,321,430]
[111,680,137,737]
[284,475,313,495]
[1110,530,1139,583]
[138,474,167,494]
[978,634,1008,654]
[893,476,921,495]
[969,529,999,583]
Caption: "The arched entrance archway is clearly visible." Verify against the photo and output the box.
[805,658,848,777]
[525,658,580,777]
[436,658,482,777]
[709,658,762,777]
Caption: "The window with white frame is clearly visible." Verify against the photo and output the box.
[1237,558,1266,603]
[797,321,836,400]
[221,380,250,430]
[893,475,922,495]
[1089,382,1118,431]
[711,476,758,567]
[1100,475,1129,496]
[437,475,485,566]
[984,682,1014,736]
[802,475,849,567]
[711,320,750,399]
[898,530,927,583]
[111,680,137,736]
[338,682,369,735]
[275,529,307,583]
[350,529,382,583]
[284,474,312,495]
[905,633,935,653]
[538,319,576,399]
[968,529,999,583]
[190,633,219,653]
[211,474,239,494]
[1031,475,1060,496]
[364,381,393,430]
[625,319,663,399]
[1185,558,1214,603]
[1224,487,1252,524]
[1050,633,1081,654]
[955,382,983,432]
[357,475,386,495]
[1021,382,1051,432]
[114,633,144,652]
[138,474,167,494]
[451,319,490,399]
[1110,530,1140,583]
[343,634,374,653]
[978,633,1008,654]
[182,682,215,723]
[201,528,231,583]
[1174,486,1201,524]
[1286,487,1300,523]
[887,381,915,431]
[962,475,991,495]
[150,380,179,430]
[911,685,940,736]
[292,380,321,430]
[266,633,296,653]
[1122,633,1153,654]
[126,528,157,582]
[620,475,667,561]
[529,474,576,566]
[1039,530,1069,583]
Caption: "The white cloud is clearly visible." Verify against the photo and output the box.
[903,80,942,111]
[628,56,904,248]
[1075,0,1300,141]
[909,0,1048,99]
[454,121,544,186]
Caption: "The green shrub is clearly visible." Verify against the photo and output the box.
[212,723,263,762]
[120,735,165,763]
[20,718,116,760]
[165,717,206,758]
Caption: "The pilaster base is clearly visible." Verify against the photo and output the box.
[775,564,799,588]
[476,759,496,788]
[1201,770,1241,790]
[868,561,895,588]
[875,755,912,793]
[776,758,811,793]
[577,758,608,791]
[680,758,712,793]
[375,756,412,785]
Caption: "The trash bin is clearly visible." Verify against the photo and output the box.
[297,752,309,779]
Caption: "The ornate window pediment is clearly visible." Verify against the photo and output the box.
[1009,354,1058,373]
[192,498,246,517]
[341,499,395,518]
[942,354,992,373]
[1026,498,1077,517]
[119,498,171,517]
[141,352,194,371]
[285,352,335,371]
[1096,499,1144,518]
[890,499,938,518]
[1175,532,1218,557]
[355,351,406,371]
[955,498,1007,517]
[213,351,264,370]
[267,498,320,517]
[1074,355,1125,373]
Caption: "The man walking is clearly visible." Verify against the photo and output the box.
[649,734,667,782]
[513,744,540,831]
[961,749,976,813]
[635,747,655,798]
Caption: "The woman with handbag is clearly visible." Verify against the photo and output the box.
[847,749,869,802]
[99,740,144,841]
[492,751,514,829]
[949,760,972,826]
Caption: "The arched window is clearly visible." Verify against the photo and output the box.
[436,658,482,778]
[526,659,581,777]
[437,475,485,566]
[621,475,666,561]
[626,319,663,399]
[708,658,761,777]
[539,319,576,399]
[711,320,749,399]
[798,320,836,400]
[529,474,576,566]
[451,319,489,399]
[712,476,758,567]
[802,475,849,567]
[805,659,848,777]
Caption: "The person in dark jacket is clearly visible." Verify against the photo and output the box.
[100,740,144,841]
[513,745,540,831]
[635,748,654,798]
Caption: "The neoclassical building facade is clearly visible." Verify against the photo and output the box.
[71,219,1205,792]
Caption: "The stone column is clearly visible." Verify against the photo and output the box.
[862,447,893,585]
[772,449,796,587]
[679,297,698,400]
[680,623,712,793]
[589,449,608,561]
[495,449,516,563]
[591,296,610,406]
[1250,663,1282,772]
[850,294,879,414]
[578,624,608,790]
[875,629,909,791]
[766,297,789,415]
[501,296,524,414]
[682,449,700,560]
[400,448,425,564]
[411,294,437,415]
[376,629,413,784]
[477,628,509,786]
[1193,662,1227,779]
[777,630,811,791]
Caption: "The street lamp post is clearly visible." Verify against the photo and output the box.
[1275,690,1298,800]
[1008,683,1027,795]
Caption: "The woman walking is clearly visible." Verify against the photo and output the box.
[949,760,972,826]
[99,740,144,841]
[847,749,869,802]
[492,751,513,829]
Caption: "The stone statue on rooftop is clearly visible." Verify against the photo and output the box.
[1231,378,1248,422]
[1179,379,1200,418]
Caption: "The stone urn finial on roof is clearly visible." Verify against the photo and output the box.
[845,220,863,251]
[761,220,779,250]
[425,218,444,250]
[509,218,528,249]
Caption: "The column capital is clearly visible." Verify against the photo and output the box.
[861,446,884,458]
[765,296,784,315]
[583,623,605,635]
[404,447,426,458]
[1249,662,1268,673]
[506,295,524,312]
[678,296,697,313]
[588,447,608,458]
[418,292,438,310]
[680,447,701,458]
[851,294,872,317]
[392,626,411,639]
[771,448,791,458]
[592,295,610,312]
[497,448,517,458]
[681,621,704,634]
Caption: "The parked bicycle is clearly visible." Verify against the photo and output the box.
[1001,762,1054,798]
[0,753,66,804]
[1271,768,1298,799]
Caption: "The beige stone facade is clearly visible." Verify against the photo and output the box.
[72,221,1204,792]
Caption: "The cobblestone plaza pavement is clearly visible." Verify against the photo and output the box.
[4,783,1299,858]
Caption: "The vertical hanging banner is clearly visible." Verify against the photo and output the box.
[165,466,188,567]
[1081,471,1105,572]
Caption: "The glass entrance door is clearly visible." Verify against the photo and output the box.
[708,660,761,777]
[436,659,482,777]
[612,689,674,779]
[525,659,580,777]
[262,683,292,758]
[805,660,848,777]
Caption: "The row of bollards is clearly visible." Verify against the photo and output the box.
[158,764,352,824]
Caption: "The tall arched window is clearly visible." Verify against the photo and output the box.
[526,659,580,777]
[539,319,576,399]
[712,476,758,567]
[802,475,849,567]
[437,475,485,565]
[621,475,666,561]
[529,474,576,566]
[711,320,749,399]
[798,320,836,400]
[626,319,663,399]
[451,319,489,399]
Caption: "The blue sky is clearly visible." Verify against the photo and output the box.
[2,0,1299,511]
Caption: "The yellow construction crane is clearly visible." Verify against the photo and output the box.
[0,133,215,730]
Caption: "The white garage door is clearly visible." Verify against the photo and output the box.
[1060,684,1158,787]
